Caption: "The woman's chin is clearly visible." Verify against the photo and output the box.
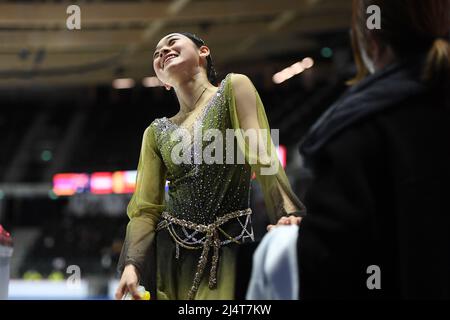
[163,59,183,72]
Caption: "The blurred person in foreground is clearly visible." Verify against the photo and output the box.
[247,0,450,299]
[114,32,305,300]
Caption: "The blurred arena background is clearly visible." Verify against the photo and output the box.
[0,0,353,299]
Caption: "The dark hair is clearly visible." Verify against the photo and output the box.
[351,0,449,84]
[177,32,218,84]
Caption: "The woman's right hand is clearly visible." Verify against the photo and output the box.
[115,264,141,300]
[267,215,302,231]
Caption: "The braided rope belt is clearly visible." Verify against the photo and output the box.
[156,208,253,300]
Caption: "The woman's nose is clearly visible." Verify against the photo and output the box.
[160,48,170,58]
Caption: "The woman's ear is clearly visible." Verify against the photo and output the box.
[199,45,211,59]
[198,46,211,70]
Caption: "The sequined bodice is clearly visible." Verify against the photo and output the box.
[152,75,251,224]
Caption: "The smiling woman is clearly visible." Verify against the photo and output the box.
[153,33,217,85]
[115,32,306,300]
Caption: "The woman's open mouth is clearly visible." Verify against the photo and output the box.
[163,54,178,69]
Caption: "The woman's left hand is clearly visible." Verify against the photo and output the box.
[267,215,302,231]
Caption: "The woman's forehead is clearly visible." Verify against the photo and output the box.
[155,33,185,50]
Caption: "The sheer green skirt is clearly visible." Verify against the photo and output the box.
[156,228,237,300]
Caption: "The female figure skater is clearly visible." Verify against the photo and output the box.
[115,32,305,300]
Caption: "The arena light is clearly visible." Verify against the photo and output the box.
[272,57,315,84]
[53,170,171,195]
[112,171,137,194]
[142,76,162,88]
[272,72,288,84]
[53,173,89,196]
[112,78,135,89]
[290,62,305,74]
[321,47,333,58]
[277,145,287,169]
[302,57,315,69]
[90,172,113,194]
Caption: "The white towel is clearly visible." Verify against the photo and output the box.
[246,225,299,300]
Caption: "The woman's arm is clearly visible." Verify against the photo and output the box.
[116,124,167,299]
[228,73,306,226]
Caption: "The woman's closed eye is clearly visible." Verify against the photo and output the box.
[153,38,178,60]
[168,38,177,46]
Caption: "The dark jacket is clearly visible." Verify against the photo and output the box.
[298,56,450,299]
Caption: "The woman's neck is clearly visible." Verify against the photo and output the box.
[174,72,216,114]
